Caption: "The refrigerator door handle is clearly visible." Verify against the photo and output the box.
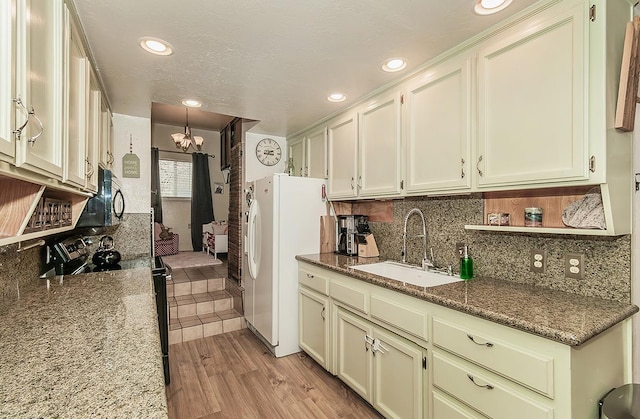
[247,199,259,279]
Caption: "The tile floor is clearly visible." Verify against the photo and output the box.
[167,260,244,345]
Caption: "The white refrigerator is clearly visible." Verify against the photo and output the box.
[243,173,326,357]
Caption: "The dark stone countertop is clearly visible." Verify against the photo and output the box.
[296,253,638,346]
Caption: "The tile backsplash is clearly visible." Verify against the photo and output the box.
[364,194,631,303]
[0,213,151,301]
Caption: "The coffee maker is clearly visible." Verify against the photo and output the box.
[336,215,369,256]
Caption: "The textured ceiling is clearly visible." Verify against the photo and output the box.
[72,0,539,135]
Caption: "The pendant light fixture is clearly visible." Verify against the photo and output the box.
[171,108,204,152]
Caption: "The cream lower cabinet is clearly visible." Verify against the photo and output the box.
[336,307,426,419]
[298,261,630,419]
[299,287,330,370]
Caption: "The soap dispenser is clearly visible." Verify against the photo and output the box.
[460,245,474,280]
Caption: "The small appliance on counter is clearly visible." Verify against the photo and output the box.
[92,236,122,271]
[336,215,369,256]
[51,236,92,275]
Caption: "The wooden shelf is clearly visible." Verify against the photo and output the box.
[469,184,628,236]
[0,173,91,246]
[464,224,613,236]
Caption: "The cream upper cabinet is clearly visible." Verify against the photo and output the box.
[14,0,65,179]
[63,7,90,189]
[0,0,15,163]
[404,54,472,193]
[99,99,114,169]
[327,112,358,198]
[358,91,402,197]
[287,135,305,177]
[86,70,101,192]
[306,126,327,179]
[475,1,587,188]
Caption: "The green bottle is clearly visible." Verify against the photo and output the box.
[460,245,474,280]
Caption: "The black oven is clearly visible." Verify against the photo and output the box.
[152,256,170,385]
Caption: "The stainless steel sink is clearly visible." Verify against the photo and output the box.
[351,261,462,288]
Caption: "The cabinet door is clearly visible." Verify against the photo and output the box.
[99,100,113,168]
[405,55,471,193]
[373,326,425,419]
[86,71,101,192]
[336,307,373,402]
[327,113,358,199]
[358,91,401,197]
[0,0,15,162]
[299,287,329,369]
[15,0,64,178]
[476,3,586,187]
[63,8,89,188]
[306,126,327,179]
[288,136,305,177]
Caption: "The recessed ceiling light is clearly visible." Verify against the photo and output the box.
[138,37,174,56]
[182,99,202,108]
[382,58,407,73]
[327,93,347,103]
[474,0,512,15]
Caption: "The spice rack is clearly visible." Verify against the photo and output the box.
[464,184,629,236]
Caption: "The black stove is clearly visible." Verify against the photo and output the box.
[51,237,92,275]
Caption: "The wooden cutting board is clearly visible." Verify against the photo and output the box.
[319,215,336,253]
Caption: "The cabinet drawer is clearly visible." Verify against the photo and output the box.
[370,295,428,340]
[432,317,554,398]
[433,352,553,419]
[298,266,329,295]
[433,390,485,419]
[330,281,368,314]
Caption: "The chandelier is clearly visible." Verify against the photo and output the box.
[171,108,204,152]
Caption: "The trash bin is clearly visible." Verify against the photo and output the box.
[600,384,640,418]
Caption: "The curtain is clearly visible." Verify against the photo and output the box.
[151,147,163,223]
[191,153,214,251]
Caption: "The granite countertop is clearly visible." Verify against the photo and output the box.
[297,253,639,346]
[0,268,168,418]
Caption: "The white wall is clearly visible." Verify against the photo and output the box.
[244,132,287,182]
[151,123,228,251]
[112,113,151,213]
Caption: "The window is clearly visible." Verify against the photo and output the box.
[159,159,192,198]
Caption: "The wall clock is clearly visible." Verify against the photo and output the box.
[255,138,282,166]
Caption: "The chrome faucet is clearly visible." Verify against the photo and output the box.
[401,208,433,270]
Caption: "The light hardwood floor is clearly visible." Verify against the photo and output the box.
[166,329,383,419]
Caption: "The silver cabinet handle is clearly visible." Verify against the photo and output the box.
[85,158,94,178]
[476,155,483,177]
[306,273,314,278]
[467,374,494,390]
[13,97,44,146]
[461,158,466,179]
[467,334,493,347]
[357,175,362,191]
[321,306,325,320]
[351,177,355,191]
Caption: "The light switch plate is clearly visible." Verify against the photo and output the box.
[565,253,585,280]
[530,249,546,273]
[456,242,466,258]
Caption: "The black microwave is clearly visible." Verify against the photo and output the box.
[77,168,125,227]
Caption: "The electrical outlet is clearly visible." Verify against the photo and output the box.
[530,249,546,273]
[456,242,465,257]
[565,253,585,280]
